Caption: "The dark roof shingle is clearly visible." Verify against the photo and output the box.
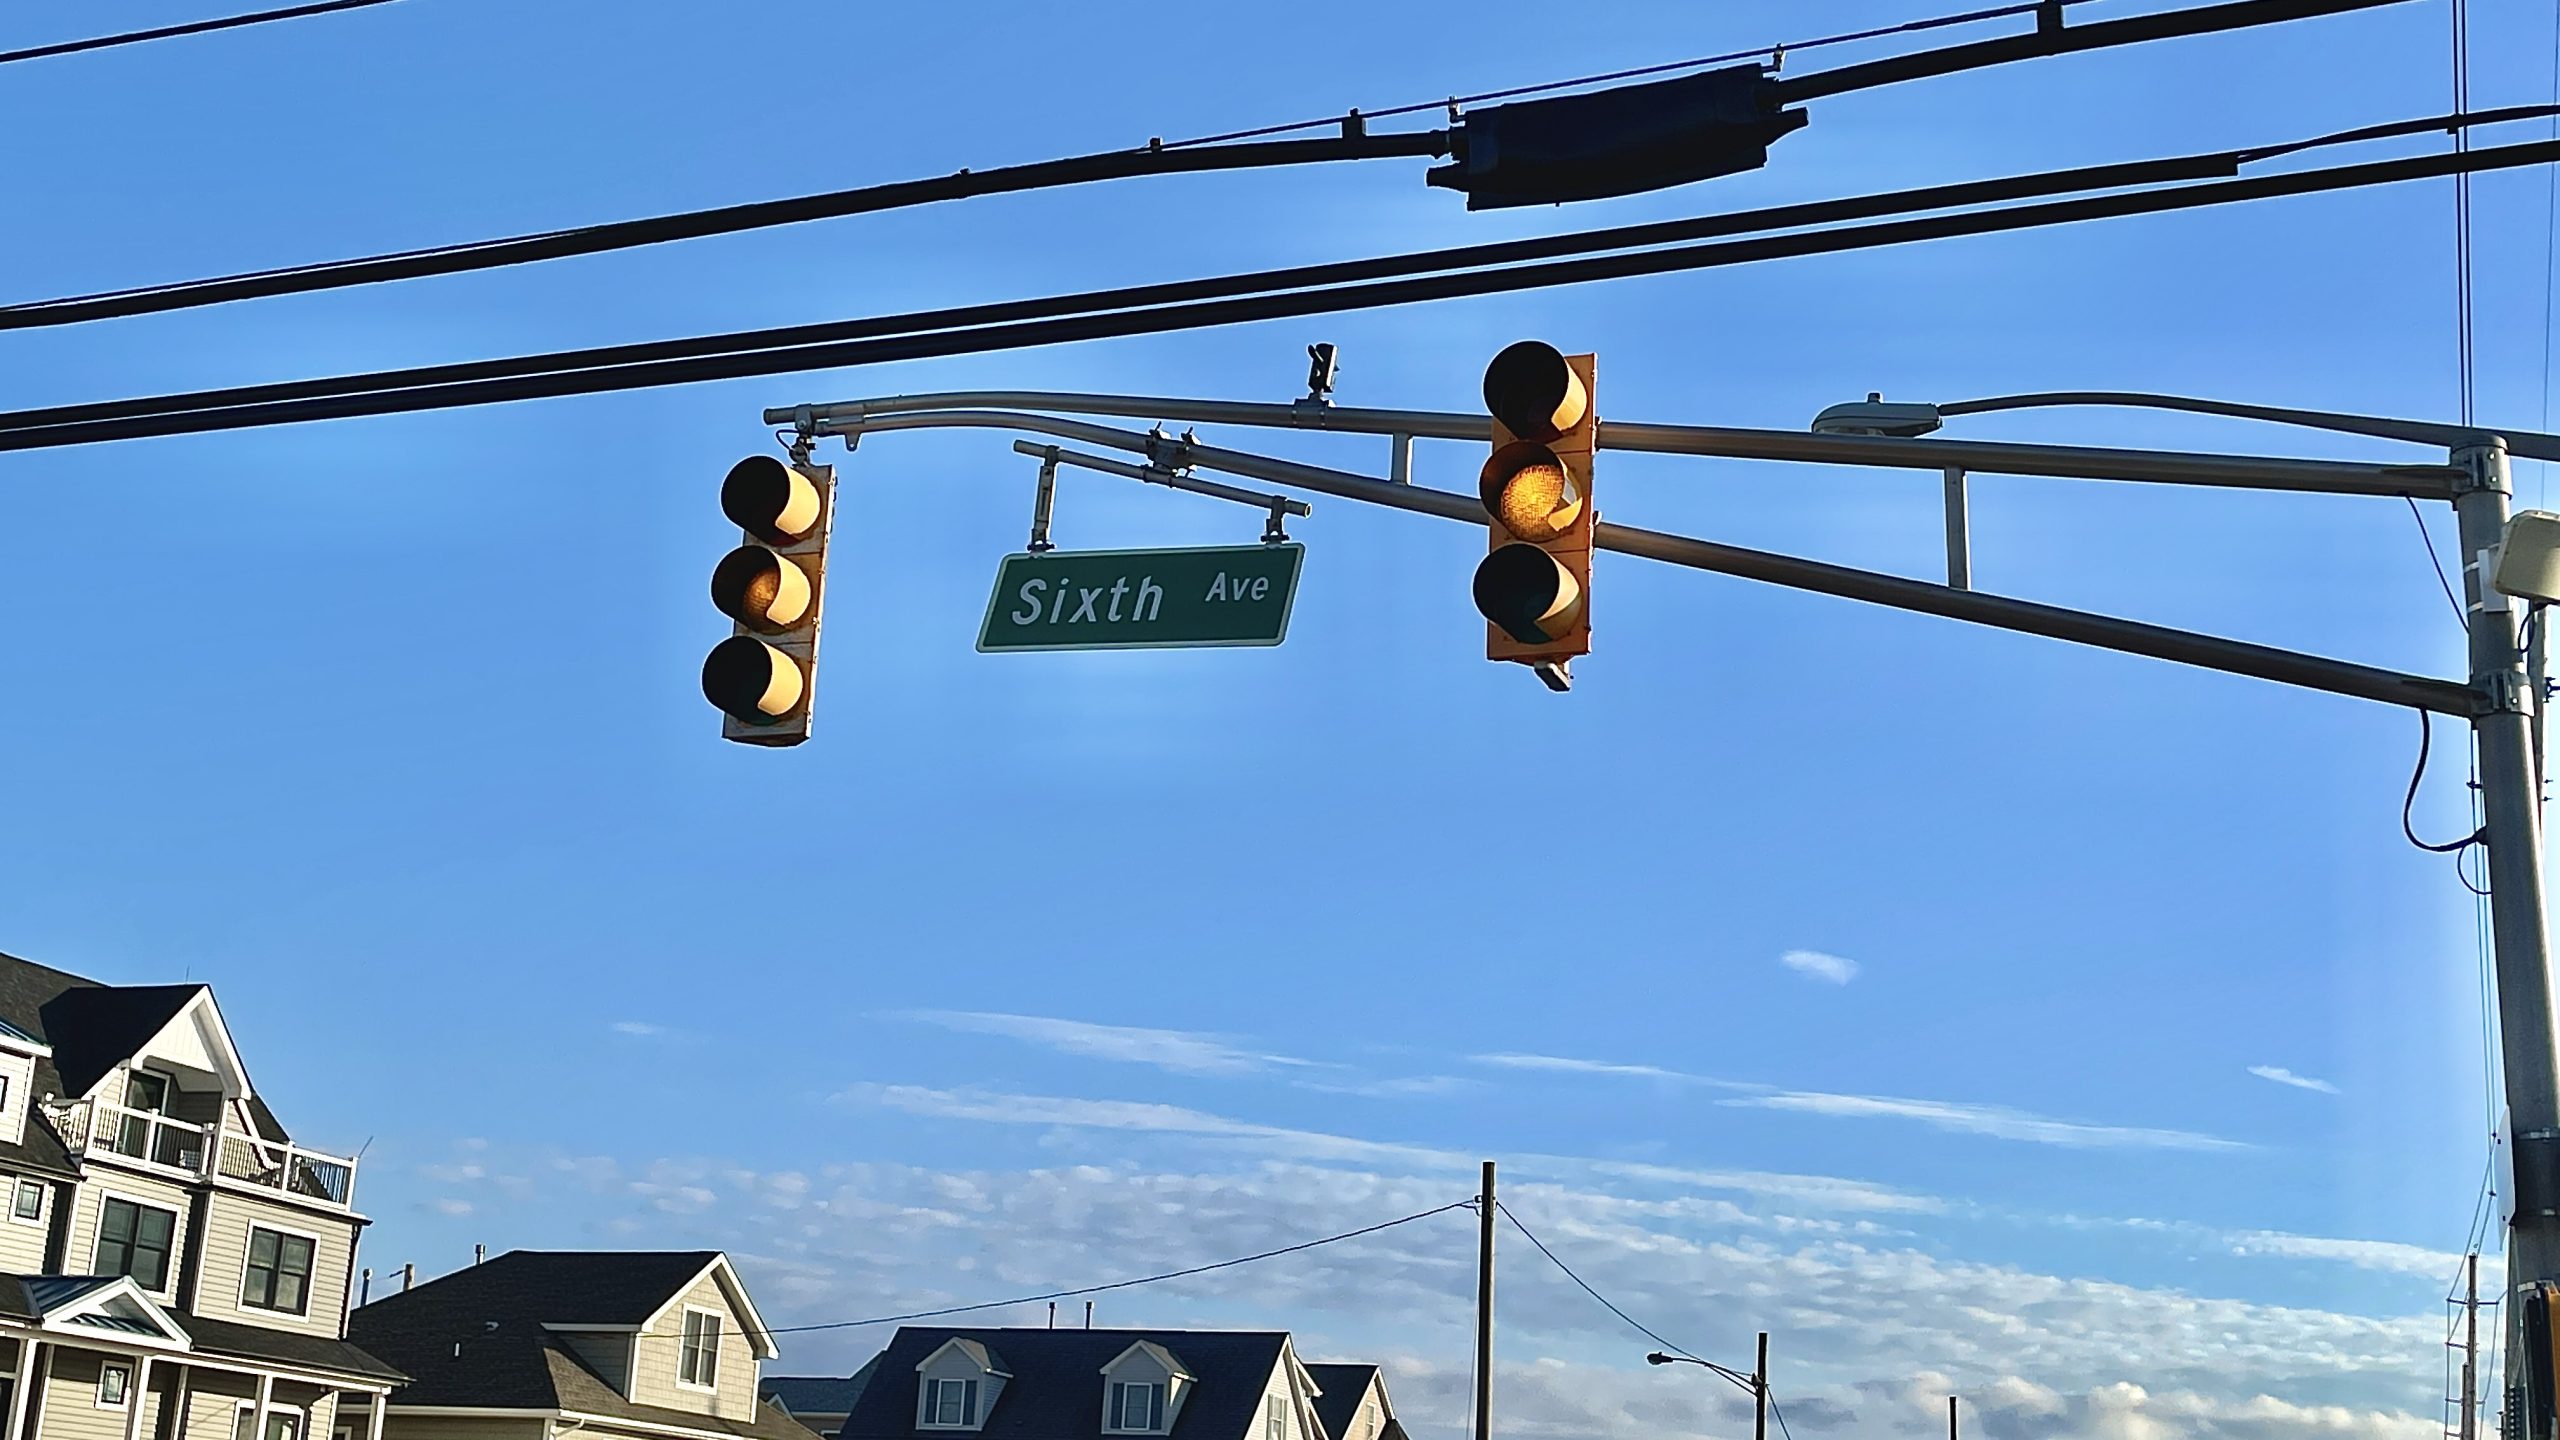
[837,1329,1291,1440]
[764,1371,873,1417]
[1303,1365,1378,1440]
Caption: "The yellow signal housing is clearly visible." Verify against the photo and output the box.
[703,454,834,745]
[1473,341,1595,683]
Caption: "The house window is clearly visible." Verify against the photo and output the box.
[1266,1397,1285,1440]
[94,1197,175,1291]
[96,1363,130,1410]
[925,1378,979,1428]
[9,1180,42,1225]
[241,1226,315,1314]
[232,1405,303,1440]
[678,1309,721,1390]
[1111,1383,1164,1433]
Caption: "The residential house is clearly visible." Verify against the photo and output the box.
[348,1251,820,1440]
[829,1329,1402,1440]
[758,1365,875,1440]
[0,951,402,1440]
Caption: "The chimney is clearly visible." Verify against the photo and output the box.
[1084,1302,1092,1330]
[474,1244,485,1266]
[1047,1303,1055,1329]
[402,1263,416,1293]
[359,1268,372,1306]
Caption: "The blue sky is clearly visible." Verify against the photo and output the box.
[0,1,2547,1437]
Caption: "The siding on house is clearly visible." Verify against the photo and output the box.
[0,1176,54,1274]
[628,1270,757,1422]
[41,1346,159,1440]
[64,1172,195,1302]
[191,1192,358,1336]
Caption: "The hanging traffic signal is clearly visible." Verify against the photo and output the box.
[703,454,835,745]
[1472,341,1595,692]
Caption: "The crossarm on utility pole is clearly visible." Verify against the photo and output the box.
[841,408,2483,716]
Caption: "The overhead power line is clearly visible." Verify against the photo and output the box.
[0,0,399,68]
[0,124,2548,456]
[1,104,2547,452]
[1495,1201,1754,1388]
[0,0,2413,331]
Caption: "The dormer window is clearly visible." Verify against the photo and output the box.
[1110,1383,1165,1433]
[925,1379,979,1428]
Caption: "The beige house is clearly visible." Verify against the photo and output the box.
[348,1252,817,1440]
[0,952,402,1440]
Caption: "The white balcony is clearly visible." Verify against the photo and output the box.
[56,1099,357,1208]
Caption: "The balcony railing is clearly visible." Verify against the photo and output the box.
[52,1098,357,1208]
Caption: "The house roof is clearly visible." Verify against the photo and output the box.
[351,1250,803,1440]
[763,1372,873,1416]
[180,1310,406,1382]
[837,1329,1292,1440]
[1303,1365,1378,1440]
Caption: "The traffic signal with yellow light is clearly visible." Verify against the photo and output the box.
[1472,341,1595,691]
[702,454,835,745]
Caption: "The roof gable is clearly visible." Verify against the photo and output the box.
[642,1253,780,1362]
[916,1337,1010,1378]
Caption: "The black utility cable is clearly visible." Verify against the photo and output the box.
[0,0,397,67]
[1,132,2551,455]
[2407,710,2489,854]
[0,0,2408,331]
[0,131,1451,332]
[4,107,2549,445]
[1496,1200,1751,1388]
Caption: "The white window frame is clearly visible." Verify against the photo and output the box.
[1108,1382,1165,1434]
[922,1378,980,1429]
[96,1362,131,1411]
[89,1189,180,1297]
[230,1400,306,1440]
[1265,1396,1285,1440]
[676,1306,722,1393]
[8,1178,43,1227]
[236,1220,324,1317]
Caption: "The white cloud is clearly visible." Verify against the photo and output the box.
[1471,1053,1725,1085]
[611,1021,669,1039]
[1781,949,1860,985]
[429,1197,472,1217]
[431,1142,2442,1440]
[892,1010,1317,1076]
[2250,1065,2341,1095]
[2226,1231,2477,1280]
[1724,1090,2244,1151]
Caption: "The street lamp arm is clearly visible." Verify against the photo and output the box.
[1938,390,2560,462]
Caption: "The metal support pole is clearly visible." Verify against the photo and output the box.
[2456,441,2560,1429]
[1949,1395,1959,1440]
[1943,468,1971,590]
[2466,1252,2482,1440]
[1475,1161,1494,1440]
[1753,1334,1768,1440]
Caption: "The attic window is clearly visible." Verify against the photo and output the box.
[923,1379,979,1428]
[1110,1383,1165,1434]
[678,1309,722,1391]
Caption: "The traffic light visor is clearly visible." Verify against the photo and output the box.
[702,635,806,724]
[1473,542,1585,645]
[1481,441,1583,542]
[1483,340,1589,443]
[710,545,814,632]
[721,456,824,546]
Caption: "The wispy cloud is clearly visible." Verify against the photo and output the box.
[1781,949,1860,985]
[2250,1065,2340,1095]
[1471,1052,1727,1085]
[2226,1230,2478,1279]
[891,1010,1317,1076]
[1725,1090,2245,1152]
[611,1021,673,1039]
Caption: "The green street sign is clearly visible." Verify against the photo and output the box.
[977,543,1304,652]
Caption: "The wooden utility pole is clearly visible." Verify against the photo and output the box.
[1949,1395,1959,1440]
[1476,1161,1495,1440]
[1753,1333,1769,1440]
[2463,1252,2482,1440]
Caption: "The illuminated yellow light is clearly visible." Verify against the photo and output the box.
[712,546,813,631]
[1481,442,1583,542]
